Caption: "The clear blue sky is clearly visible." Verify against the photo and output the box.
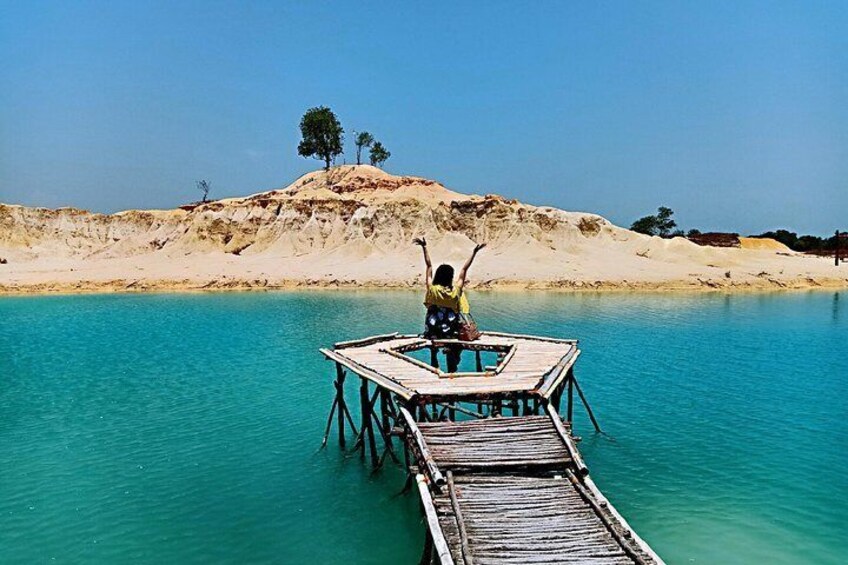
[1,1,845,234]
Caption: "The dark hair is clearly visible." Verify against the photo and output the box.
[433,264,454,287]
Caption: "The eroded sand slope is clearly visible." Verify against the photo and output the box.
[0,166,844,293]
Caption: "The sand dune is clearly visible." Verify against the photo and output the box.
[0,165,844,294]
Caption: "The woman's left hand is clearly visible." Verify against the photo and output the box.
[474,242,487,253]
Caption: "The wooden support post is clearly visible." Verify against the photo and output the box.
[492,398,502,417]
[360,378,379,465]
[380,389,390,435]
[430,344,439,369]
[475,350,483,372]
[323,363,356,448]
[566,369,574,424]
[370,398,399,466]
[551,382,563,413]
[336,364,347,447]
[572,371,602,433]
[321,396,339,448]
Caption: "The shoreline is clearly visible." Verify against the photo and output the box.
[2,275,846,297]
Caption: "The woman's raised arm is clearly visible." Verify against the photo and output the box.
[413,237,432,287]
[456,242,486,294]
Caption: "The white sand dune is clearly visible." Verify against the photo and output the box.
[0,165,844,294]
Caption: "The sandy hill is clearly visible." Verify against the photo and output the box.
[0,165,844,293]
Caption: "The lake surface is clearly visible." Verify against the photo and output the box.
[1,290,846,564]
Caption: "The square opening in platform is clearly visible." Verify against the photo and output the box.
[387,341,514,378]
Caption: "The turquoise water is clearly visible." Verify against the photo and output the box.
[1,291,846,564]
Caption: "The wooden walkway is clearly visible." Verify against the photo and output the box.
[406,409,663,565]
[319,331,662,564]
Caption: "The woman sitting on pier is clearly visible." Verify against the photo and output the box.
[413,237,485,371]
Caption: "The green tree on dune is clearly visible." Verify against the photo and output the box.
[353,131,374,165]
[369,141,390,168]
[196,180,211,203]
[631,206,677,237]
[297,106,344,170]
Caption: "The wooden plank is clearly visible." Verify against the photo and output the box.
[400,406,445,486]
[494,345,517,374]
[391,339,430,353]
[481,331,579,344]
[416,474,456,565]
[333,332,399,349]
[535,348,581,398]
[439,371,496,379]
[546,403,588,476]
[430,339,512,352]
[447,471,475,565]
[381,347,442,375]
[319,348,416,401]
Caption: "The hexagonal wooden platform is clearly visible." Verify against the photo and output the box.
[320,331,580,402]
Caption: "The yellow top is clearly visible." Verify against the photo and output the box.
[425,284,470,314]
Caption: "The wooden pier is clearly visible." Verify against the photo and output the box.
[320,331,663,564]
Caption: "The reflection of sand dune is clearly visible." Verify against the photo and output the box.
[0,165,844,294]
[739,237,790,251]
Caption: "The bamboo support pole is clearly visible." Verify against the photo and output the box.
[434,402,485,419]
[551,381,562,413]
[370,405,400,465]
[572,371,602,433]
[322,364,357,448]
[380,389,390,434]
[321,396,338,448]
[360,378,379,465]
[336,364,347,447]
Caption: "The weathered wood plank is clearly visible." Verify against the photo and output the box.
[417,474,456,565]
[333,332,399,349]
[400,406,445,487]
[319,348,415,400]
[546,403,589,476]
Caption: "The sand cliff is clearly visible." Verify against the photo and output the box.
[1,165,844,294]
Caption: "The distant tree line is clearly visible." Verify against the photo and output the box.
[297,106,391,170]
[750,229,840,253]
[630,207,839,253]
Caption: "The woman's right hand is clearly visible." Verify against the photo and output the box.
[413,237,427,247]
